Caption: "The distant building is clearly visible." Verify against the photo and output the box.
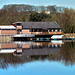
[37,10,50,14]
[44,10,50,14]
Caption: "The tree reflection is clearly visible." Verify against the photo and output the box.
[0,54,32,69]
[0,41,75,69]
[59,42,75,66]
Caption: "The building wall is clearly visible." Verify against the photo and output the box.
[22,44,31,48]
[0,30,64,35]
[22,29,31,34]
[49,32,64,35]
[0,42,63,49]
[1,30,17,35]
[17,26,22,30]
[1,44,17,48]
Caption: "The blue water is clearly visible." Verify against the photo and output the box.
[0,41,75,75]
[0,60,75,75]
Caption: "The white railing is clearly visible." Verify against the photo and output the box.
[13,34,35,37]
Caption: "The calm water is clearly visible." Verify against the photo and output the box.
[0,40,75,75]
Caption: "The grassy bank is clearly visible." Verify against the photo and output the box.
[0,36,13,42]
[64,33,75,38]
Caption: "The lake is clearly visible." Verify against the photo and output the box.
[0,40,75,75]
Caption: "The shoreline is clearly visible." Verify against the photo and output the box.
[0,33,75,42]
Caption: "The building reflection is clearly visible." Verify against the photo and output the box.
[0,40,63,56]
[0,41,75,69]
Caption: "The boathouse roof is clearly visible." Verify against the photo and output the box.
[0,26,16,29]
[22,22,61,29]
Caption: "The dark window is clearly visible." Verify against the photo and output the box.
[49,29,51,32]
[34,29,37,32]
[17,44,22,48]
[48,29,54,32]
[2,29,16,30]
[16,23,22,26]
[43,30,48,32]
[58,29,62,31]
[30,29,36,32]
[17,29,22,34]
[31,29,33,32]
[51,29,54,32]
[39,29,42,32]
[30,29,42,32]
[30,29,32,32]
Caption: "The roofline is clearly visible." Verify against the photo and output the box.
[13,22,22,24]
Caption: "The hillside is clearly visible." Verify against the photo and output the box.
[2,4,65,14]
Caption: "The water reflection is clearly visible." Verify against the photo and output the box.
[0,40,75,69]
